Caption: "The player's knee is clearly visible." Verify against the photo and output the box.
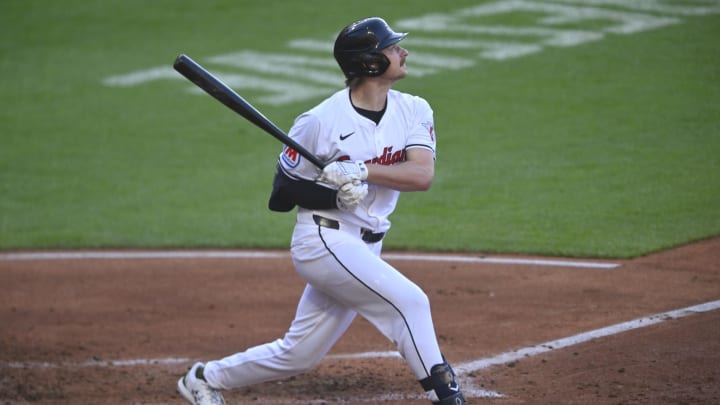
[398,288,431,314]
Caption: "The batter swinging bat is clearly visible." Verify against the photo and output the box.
[173,54,326,169]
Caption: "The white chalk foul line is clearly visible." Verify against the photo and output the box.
[455,299,720,373]
[383,253,620,269]
[0,249,619,269]
[3,357,191,369]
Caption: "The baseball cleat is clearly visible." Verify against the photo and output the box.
[177,362,226,405]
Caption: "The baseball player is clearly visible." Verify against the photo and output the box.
[178,17,466,405]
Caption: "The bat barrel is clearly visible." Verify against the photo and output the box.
[173,54,326,169]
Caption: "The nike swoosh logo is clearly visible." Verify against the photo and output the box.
[339,132,355,141]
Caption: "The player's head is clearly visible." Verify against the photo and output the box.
[334,17,408,84]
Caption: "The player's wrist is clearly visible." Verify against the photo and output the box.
[355,160,368,181]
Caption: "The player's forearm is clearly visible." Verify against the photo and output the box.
[366,160,434,191]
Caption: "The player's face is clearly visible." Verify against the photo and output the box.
[381,44,409,80]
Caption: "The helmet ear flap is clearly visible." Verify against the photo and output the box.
[357,52,390,77]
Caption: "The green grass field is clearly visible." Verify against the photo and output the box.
[1,1,719,258]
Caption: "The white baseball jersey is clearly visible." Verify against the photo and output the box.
[278,87,436,233]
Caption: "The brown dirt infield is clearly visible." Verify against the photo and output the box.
[1,238,719,404]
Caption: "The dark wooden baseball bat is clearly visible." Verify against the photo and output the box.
[173,54,326,169]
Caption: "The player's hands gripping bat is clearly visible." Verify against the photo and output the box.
[319,160,368,188]
[336,180,368,211]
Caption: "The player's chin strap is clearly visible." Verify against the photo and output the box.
[419,360,467,405]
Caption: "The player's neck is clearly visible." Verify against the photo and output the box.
[349,83,390,112]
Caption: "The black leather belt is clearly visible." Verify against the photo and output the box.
[313,215,385,243]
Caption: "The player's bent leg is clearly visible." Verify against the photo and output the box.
[294,225,464,403]
[202,285,355,390]
[344,264,443,376]
[419,361,466,405]
[298,233,445,379]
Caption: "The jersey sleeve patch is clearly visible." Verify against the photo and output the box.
[280,145,301,168]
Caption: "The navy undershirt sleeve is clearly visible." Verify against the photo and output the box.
[268,166,338,212]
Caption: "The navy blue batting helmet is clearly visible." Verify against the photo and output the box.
[333,17,408,79]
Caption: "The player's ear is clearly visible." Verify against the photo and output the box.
[358,53,390,76]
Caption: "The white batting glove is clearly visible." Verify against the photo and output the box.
[319,160,368,188]
[336,180,368,211]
